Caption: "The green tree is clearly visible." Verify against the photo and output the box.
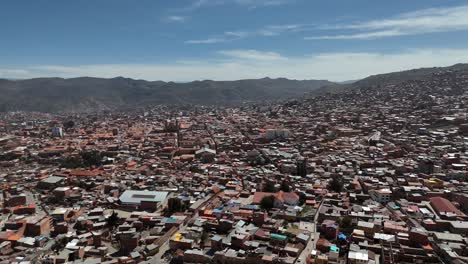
[52,236,68,253]
[200,229,209,247]
[260,195,276,211]
[329,175,344,193]
[339,216,352,229]
[280,181,291,192]
[81,151,102,167]
[61,155,82,168]
[63,120,75,130]
[297,192,307,206]
[106,210,119,229]
[263,181,276,192]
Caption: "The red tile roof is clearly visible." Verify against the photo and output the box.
[69,169,102,177]
[430,196,465,216]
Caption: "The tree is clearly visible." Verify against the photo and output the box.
[263,181,276,192]
[81,151,102,167]
[63,120,75,130]
[61,155,82,168]
[339,216,352,229]
[280,181,291,192]
[297,192,307,206]
[200,229,209,248]
[260,195,276,211]
[329,175,344,193]
[255,156,266,165]
[106,210,119,229]
[52,235,68,253]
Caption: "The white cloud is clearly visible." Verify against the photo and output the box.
[186,24,310,44]
[176,0,214,11]
[352,5,468,31]
[179,0,294,11]
[0,69,31,79]
[166,15,188,22]
[234,0,295,9]
[218,49,287,60]
[184,38,227,44]
[305,29,405,40]
[309,5,468,40]
[224,31,250,38]
[2,48,468,82]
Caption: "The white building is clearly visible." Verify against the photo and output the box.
[348,251,369,264]
[369,188,392,203]
[51,127,63,137]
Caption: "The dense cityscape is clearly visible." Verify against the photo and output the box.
[0,66,466,264]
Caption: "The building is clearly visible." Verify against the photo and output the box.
[369,189,392,204]
[25,216,51,237]
[296,157,307,177]
[51,127,64,137]
[195,147,216,163]
[430,196,466,219]
[37,176,66,190]
[265,129,291,140]
[119,190,169,210]
[348,251,369,264]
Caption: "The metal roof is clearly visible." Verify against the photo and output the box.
[41,176,65,184]
[119,190,169,204]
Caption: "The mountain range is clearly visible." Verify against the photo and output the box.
[0,63,467,112]
[313,63,468,96]
[0,77,332,112]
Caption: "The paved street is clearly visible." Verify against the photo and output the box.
[144,192,223,263]
[295,202,322,264]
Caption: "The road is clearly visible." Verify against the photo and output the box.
[144,192,223,263]
[295,223,316,264]
[295,202,323,264]
[150,238,171,263]
[147,218,193,264]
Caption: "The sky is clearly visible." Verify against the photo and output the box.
[2,0,468,81]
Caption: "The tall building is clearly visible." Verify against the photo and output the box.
[265,129,291,140]
[296,157,307,177]
[51,127,63,138]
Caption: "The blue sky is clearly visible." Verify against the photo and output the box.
[2,0,468,81]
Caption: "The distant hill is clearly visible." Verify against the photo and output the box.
[0,77,333,112]
[314,63,468,95]
[2,63,467,113]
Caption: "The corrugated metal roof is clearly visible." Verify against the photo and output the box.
[41,176,65,184]
[119,190,169,204]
